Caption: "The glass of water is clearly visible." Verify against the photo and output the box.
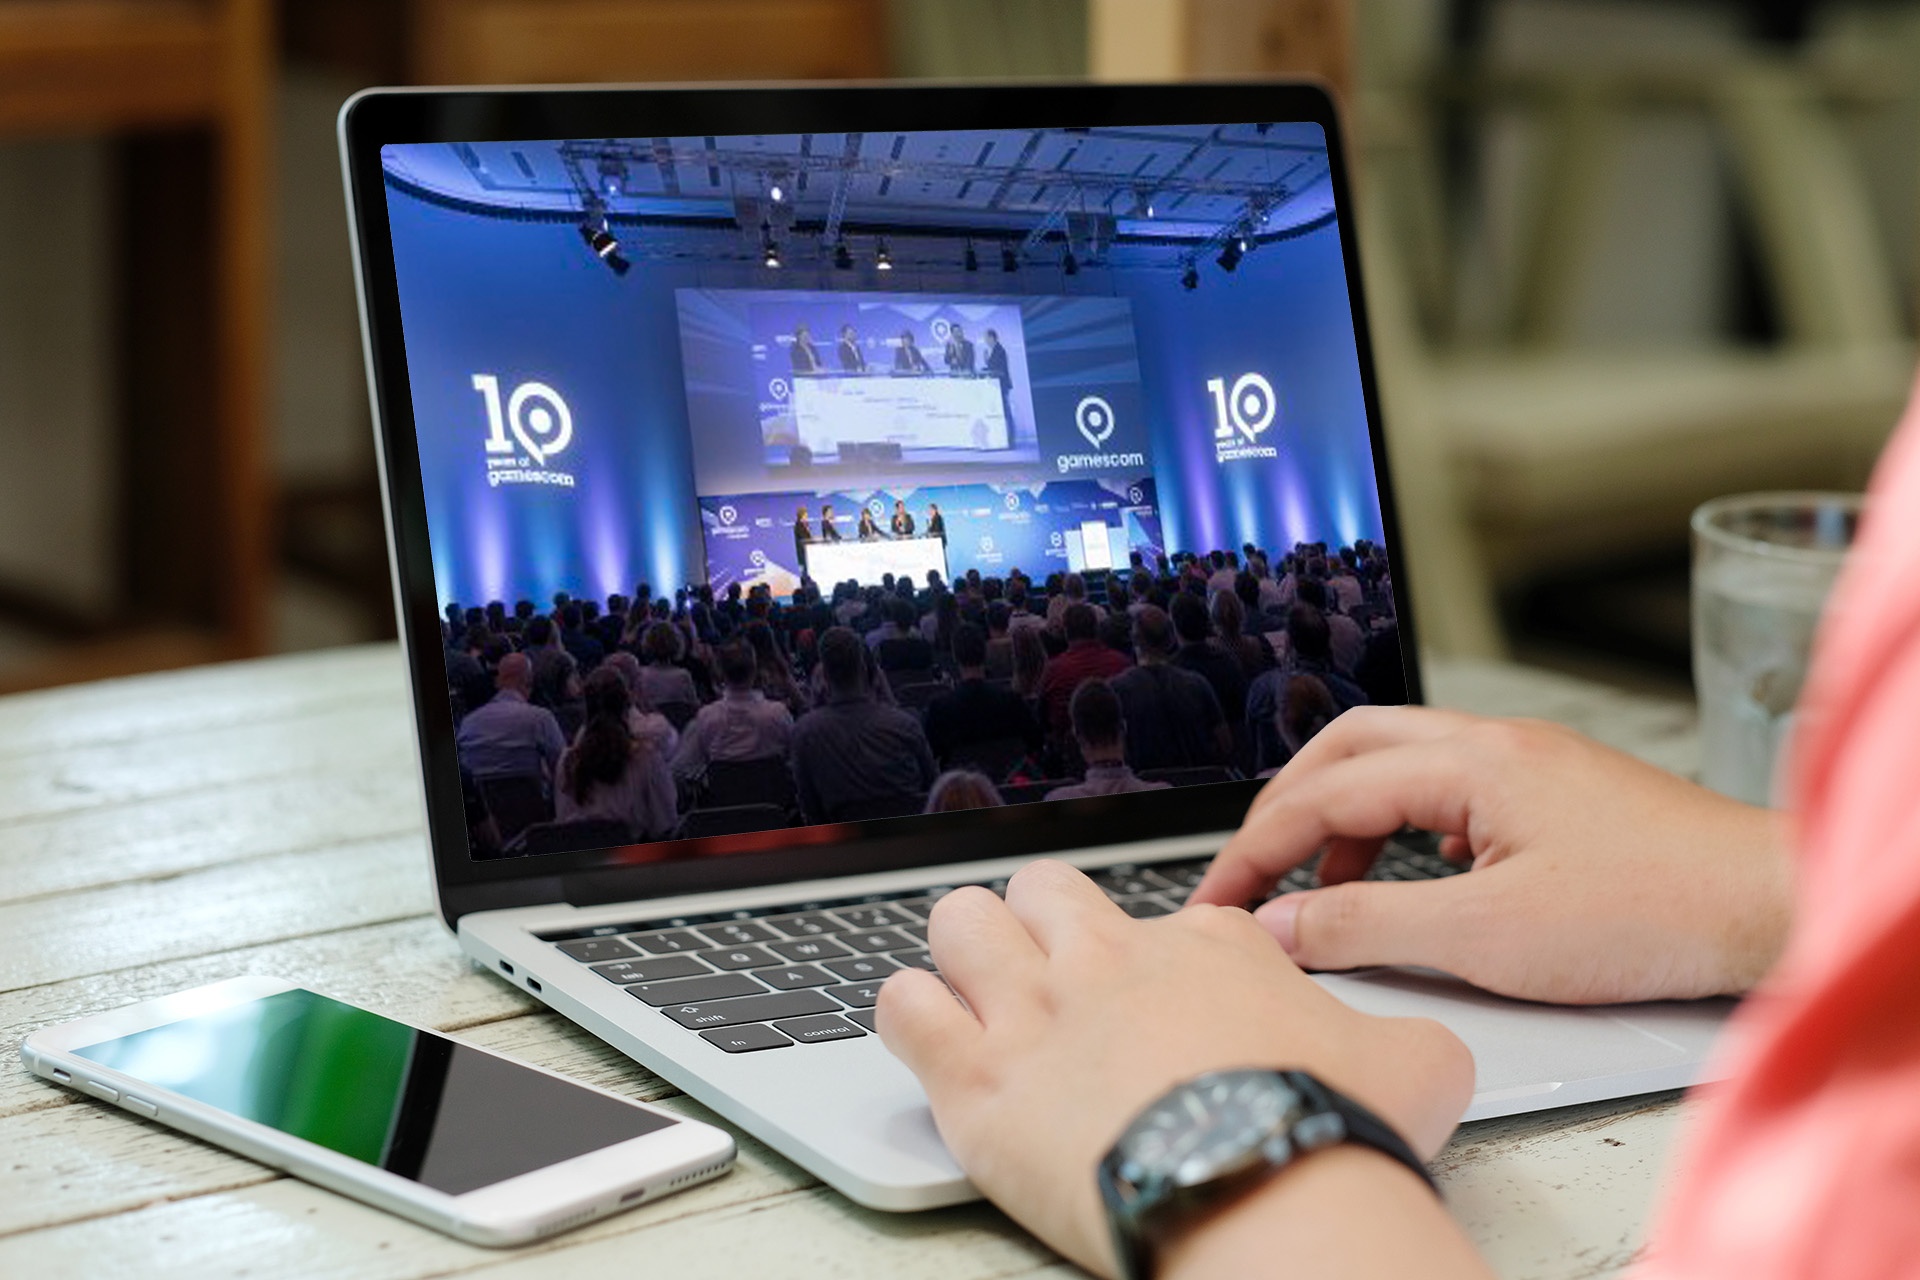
[1692,492,1861,806]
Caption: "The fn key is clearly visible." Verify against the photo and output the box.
[700,1024,792,1053]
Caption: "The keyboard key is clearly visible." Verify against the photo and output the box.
[889,950,939,972]
[700,1024,792,1054]
[628,972,768,1007]
[770,937,852,962]
[842,929,913,954]
[773,1013,866,1044]
[752,964,837,990]
[706,945,780,970]
[555,937,638,964]
[833,905,913,930]
[626,929,712,954]
[590,955,711,985]
[824,982,885,1008]
[661,989,840,1029]
[846,1008,879,1032]
[1119,896,1177,918]
[1151,860,1211,891]
[697,921,778,947]
[889,898,936,920]
[1090,866,1174,899]
[897,924,929,944]
[761,912,847,937]
[824,955,900,983]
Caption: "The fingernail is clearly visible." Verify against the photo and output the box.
[1257,895,1302,955]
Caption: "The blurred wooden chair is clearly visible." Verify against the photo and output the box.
[0,0,274,691]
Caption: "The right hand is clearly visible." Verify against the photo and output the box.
[1189,706,1792,1004]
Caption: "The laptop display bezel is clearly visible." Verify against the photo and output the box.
[339,80,1423,928]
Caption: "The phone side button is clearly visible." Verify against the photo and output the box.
[79,1079,119,1103]
[123,1096,159,1119]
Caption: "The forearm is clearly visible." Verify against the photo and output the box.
[1160,1147,1489,1280]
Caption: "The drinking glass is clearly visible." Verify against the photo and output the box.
[1691,492,1861,806]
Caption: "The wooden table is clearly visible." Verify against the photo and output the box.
[0,644,1704,1279]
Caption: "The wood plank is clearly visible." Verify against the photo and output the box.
[0,768,422,905]
[0,917,533,1122]
[0,837,430,993]
[0,645,405,759]
[0,0,220,136]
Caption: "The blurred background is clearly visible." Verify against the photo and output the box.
[0,0,1912,697]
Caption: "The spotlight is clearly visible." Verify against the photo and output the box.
[762,240,781,270]
[597,158,627,197]
[1001,243,1018,272]
[1062,249,1079,276]
[1181,263,1199,291]
[769,182,785,204]
[833,240,853,270]
[1216,236,1244,273]
[578,217,631,276]
[875,238,893,271]
[963,240,979,272]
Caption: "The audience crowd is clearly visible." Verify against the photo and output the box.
[442,542,1403,856]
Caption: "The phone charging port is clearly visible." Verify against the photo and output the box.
[619,1187,647,1204]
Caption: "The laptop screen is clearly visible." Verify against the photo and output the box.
[376,120,1407,865]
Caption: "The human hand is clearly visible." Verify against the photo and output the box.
[1191,707,1792,1004]
[877,860,1472,1276]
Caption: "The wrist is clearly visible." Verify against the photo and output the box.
[1158,1145,1483,1280]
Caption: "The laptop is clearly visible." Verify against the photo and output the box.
[339,80,1732,1211]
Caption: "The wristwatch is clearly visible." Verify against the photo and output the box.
[1096,1068,1437,1280]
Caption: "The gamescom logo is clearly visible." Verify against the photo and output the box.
[1207,372,1280,464]
[718,505,739,527]
[473,374,577,488]
[1056,394,1146,475]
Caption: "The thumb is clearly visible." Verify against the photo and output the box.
[1255,880,1470,975]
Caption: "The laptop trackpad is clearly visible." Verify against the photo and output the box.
[1314,968,1735,1121]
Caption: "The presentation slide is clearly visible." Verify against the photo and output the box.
[677,290,1151,496]
[804,536,950,588]
[790,374,1009,456]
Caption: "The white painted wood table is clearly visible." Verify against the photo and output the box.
[0,645,1705,1279]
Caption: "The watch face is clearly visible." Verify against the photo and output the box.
[1116,1070,1305,1191]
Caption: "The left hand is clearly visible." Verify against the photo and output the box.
[876,860,1474,1276]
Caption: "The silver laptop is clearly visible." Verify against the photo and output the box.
[339,80,1731,1211]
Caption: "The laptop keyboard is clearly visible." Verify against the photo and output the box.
[536,842,1463,1053]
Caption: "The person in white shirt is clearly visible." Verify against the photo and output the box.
[454,652,567,787]
[670,639,794,782]
[1045,678,1172,801]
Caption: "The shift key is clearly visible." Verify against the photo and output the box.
[628,972,767,1006]
[661,989,840,1029]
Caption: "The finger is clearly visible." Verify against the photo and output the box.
[875,968,978,1096]
[1192,742,1476,907]
[1439,834,1473,865]
[925,885,1045,1024]
[1254,876,1480,976]
[1001,859,1123,953]
[1239,706,1477,827]
[1317,835,1385,886]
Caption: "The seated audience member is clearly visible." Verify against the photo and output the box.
[872,597,936,675]
[924,624,1042,767]
[1213,587,1273,679]
[1256,673,1340,777]
[1045,679,1173,800]
[602,651,678,759]
[455,653,567,789]
[1009,625,1049,701]
[1170,591,1249,723]
[670,638,794,783]
[1329,554,1364,613]
[524,614,576,697]
[1005,583,1046,634]
[1205,550,1238,595]
[1294,577,1364,674]
[743,619,810,716]
[1045,573,1104,631]
[558,603,604,672]
[790,627,937,823]
[1111,605,1232,771]
[924,769,1005,813]
[556,668,676,841]
[1097,610,1135,661]
[983,601,1015,679]
[1037,603,1131,738]
[638,621,699,711]
[1245,603,1369,773]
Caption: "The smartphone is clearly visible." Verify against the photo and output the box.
[22,976,735,1245]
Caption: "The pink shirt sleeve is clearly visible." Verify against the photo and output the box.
[1637,373,1920,1277]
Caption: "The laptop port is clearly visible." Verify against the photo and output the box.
[527,977,543,993]
[499,960,514,976]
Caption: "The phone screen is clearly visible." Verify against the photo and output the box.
[71,988,675,1195]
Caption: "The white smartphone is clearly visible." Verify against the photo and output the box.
[22,976,736,1246]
